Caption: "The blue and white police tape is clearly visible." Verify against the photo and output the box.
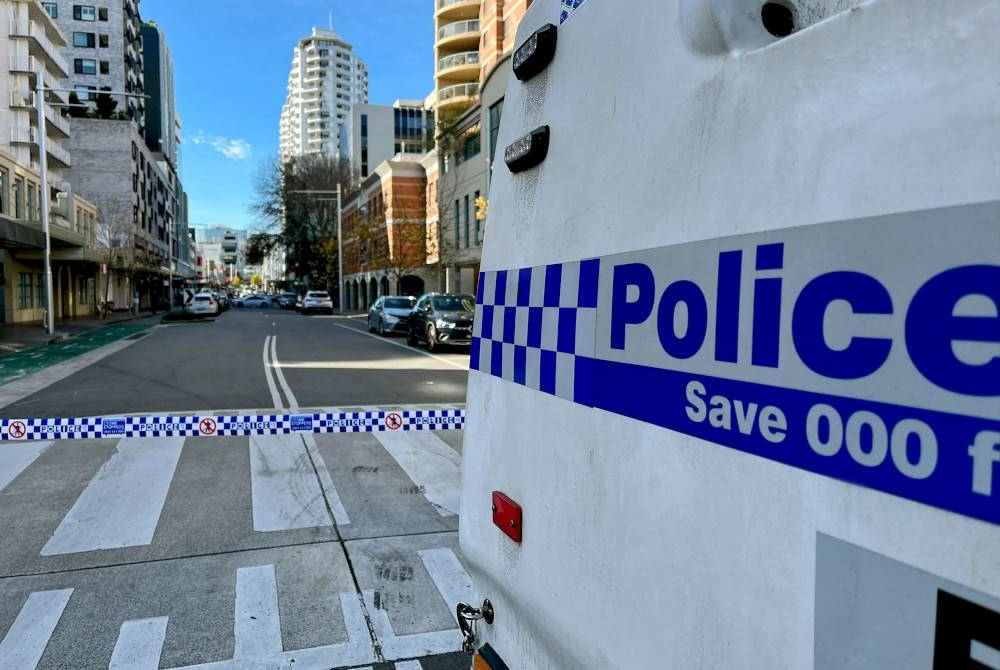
[0,409,464,441]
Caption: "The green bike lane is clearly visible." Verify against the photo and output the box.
[0,322,154,387]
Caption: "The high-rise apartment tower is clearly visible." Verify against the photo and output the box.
[279,27,368,162]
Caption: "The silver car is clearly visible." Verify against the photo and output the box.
[368,295,416,336]
[301,290,334,315]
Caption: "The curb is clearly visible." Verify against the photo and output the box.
[43,313,156,346]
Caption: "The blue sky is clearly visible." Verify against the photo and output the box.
[140,0,434,231]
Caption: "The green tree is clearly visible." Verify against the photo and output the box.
[249,153,355,290]
[94,88,118,119]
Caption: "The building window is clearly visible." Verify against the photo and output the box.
[474,190,481,244]
[74,85,95,100]
[13,179,24,219]
[488,99,504,166]
[73,31,95,47]
[77,276,88,304]
[36,274,45,308]
[42,2,57,18]
[26,184,36,221]
[73,5,96,21]
[463,195,470,248]
[98,7,108,21]
[99,33,109,47]
[74,59,97,75]
[454,200,460,248]
[0,170,7,215]
[17,273,32,309]
[99,60,110,74]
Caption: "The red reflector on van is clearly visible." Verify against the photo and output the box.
[492,491,522,543]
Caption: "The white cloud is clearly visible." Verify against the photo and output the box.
[190,132,252,160]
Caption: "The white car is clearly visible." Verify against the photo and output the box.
[301,290,333,315]
[187,294,218,316]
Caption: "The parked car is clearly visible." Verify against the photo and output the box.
[301,290,334,315]
[235,295,271,308]
[188,294,218,316]
[407,293,475,351]
[277,292,298,310]
[213,292,230,312]
[368,295,417,336]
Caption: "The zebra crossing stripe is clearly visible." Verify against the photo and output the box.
[418,549,474,628]
[233,565,283,659]
[109,617,168,670]
[0,410,465,442]
[249,433,336,531]
[375,432,462,516]
[0,589,73,668]
[41,436,185,556]
[0,441,51,493]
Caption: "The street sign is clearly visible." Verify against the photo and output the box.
[183,289,195,306]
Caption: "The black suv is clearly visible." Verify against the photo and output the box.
[407,293,475,351]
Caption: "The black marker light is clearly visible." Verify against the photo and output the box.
[504,126,550,174]
[512,23,557,81]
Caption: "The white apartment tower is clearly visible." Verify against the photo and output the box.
[279,27,368,162]
[0,1,73,184]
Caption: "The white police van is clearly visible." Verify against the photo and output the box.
[458,0,1000,667]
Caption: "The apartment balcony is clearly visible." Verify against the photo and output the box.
[10,126,35,144]
[39,140,71,168]
[437,82,479,110]
[44,105,70,138]
[9,90,33,109]
[436,19,480,50]
[8,21,69,77]
[436,0,479,21]
[437,50,479,83]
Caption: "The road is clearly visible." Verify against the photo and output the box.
[0,308,473,670]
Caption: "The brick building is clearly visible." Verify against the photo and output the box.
[341,157,432,311]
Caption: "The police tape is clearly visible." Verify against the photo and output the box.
[0,409,465,441]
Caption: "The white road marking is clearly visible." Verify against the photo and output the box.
[0,588,73,668]
[331,323,468,370]
[269,336,297,410]
[109,617,168,670]
[262,336,283,409]
[364,590,463,660]
[396,661,423,670]
[0,441,51,493]
[418,548,474,627]
[374,432,462,516]
[250,433,334,531]
[268,337,350,525]
[167,584,377,669]
[234,565,283,659]
[41,436,185,555]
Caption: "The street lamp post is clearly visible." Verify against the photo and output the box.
[33,77,149,333]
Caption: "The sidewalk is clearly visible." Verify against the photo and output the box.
[0,311,157,355]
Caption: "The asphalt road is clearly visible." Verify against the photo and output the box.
[0,308,473,670]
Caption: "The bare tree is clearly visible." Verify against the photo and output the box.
[94,198,135,316]
[248,153,356,290]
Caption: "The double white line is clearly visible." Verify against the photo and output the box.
[259,335,349,525]
[263,334,298,410]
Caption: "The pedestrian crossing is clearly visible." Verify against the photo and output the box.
[0,412,473,669]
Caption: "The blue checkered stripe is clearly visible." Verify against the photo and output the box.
[1,410,466,441]
[471,258,599,404]
[314,410,465,433]
[217,415,288,436]
[124,416,200,438]
[560,0,589,24]
[2,417,103,441]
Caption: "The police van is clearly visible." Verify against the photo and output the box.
[458,0,1000,667]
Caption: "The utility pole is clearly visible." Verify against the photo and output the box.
[35,71,54,334]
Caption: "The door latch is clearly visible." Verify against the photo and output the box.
[457,599,494,654]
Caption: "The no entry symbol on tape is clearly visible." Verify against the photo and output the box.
[385,413,403,430]
[8,421,26,439]
[199,417,217,436]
